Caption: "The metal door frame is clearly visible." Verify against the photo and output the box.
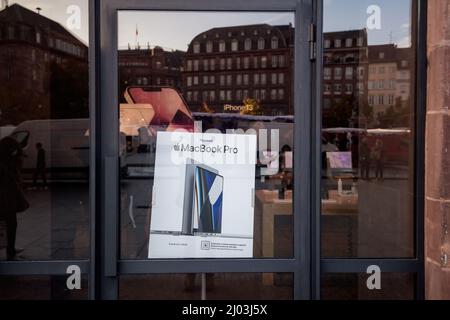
[96,0,317,300]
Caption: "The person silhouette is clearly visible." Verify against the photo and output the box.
[32,142,47,189]
[0,137,29,260]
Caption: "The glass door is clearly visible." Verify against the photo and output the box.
[98,0,316,300]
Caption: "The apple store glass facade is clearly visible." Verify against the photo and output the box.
[0,0,425,300]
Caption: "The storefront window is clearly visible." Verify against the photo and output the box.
[0,0,90,262]
[118,11,295,260]
[321,0,416,258]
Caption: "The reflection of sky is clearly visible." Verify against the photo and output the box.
[8,0,89,44]
[118,12,295,51]
[5,0,412,49]
[324,0,412,47]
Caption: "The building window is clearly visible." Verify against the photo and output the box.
[324,68,332,80]
[220,58,226,70]
[261,73,267,85]
[236,90,242,101]
[243,74,249,85]
[254,74,260,85]
[206,41,213,53]
[254,89,260,100]
[187,60,192,71]
[345,67,353,80]
[368,95,374,105]
[193,91,198,101]
[257,38,265,50]
[357,37,364,47]
[260,89,266,100]
[271,36,279,49]
[378,80,384,89]
[271,73,277,85]
[202,91,209,102]
[271,55,278,68]
[243,57,250,69]
[278,73,285,85]
[261,56,267,68]
[193,76,198,86]
[369,66,377,74]
[236,57,241,69]
[203,59,209,71]
[334,67,342,80]
[334,39,341,48]
[324,84,331,93]
[36,32,41,44]
[379,66,385,74]
[278,55,285,68]
[227,58,233,70]
[334,84,342,94]
[187,76,192,87]
[231,39,238,51]
[220,75,225,86]
[193,60,199,71]
[278,89,285,100]
[226,75,232,86]
[210,91,216,101]
[226,90,232,101]
[236,74,242,86]
[244,38,252,51]
[401,60,408,67]
[243,90,249,99]
[379,52,385,59]
[186,91,192,101]
[193,42,200,53]
[253,56,259,69]
[219,90,226,101]
[357,66,365,79]
[389,79,396,89]
[345,84,353,93]
[210,59,216,71]
[345,38,353,47]
[379,95,385,105]
[219,40,226,52]
[210,76,215,84]
[271,89,277,100]
[203,76,209,85]
[324,39,331,49]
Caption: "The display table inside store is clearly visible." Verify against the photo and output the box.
[255,189,359,285]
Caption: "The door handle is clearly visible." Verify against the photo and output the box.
[104,156,118,277]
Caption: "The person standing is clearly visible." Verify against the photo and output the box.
[359,137,371,180]
[33,142,47,189]
[372,139,385,181]
[0,137,29,260]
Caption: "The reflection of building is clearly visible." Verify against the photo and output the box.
[118,46,184,102]
[368,44,413,121]
[0,4,88,125]
[323,29,369,128]
[182,24,294,116]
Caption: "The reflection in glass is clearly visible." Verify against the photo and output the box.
[118,12,295,259]
[0,276,88,300]
[120,273,293,300]
[321,273,415,300]
[0,1,89,260]
[321,0,416,258]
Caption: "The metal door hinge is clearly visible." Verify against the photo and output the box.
[308,23,316,61]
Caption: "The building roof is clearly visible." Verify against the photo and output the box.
[0,3,86,46]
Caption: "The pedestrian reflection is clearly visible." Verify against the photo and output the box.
[0,137,29,260]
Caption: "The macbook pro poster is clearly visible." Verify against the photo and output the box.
[148,131,256,258]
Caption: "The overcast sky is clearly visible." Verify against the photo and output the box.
[6,0,412,50]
